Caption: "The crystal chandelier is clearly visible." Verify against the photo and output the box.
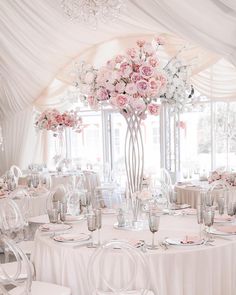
[61,0,125,28]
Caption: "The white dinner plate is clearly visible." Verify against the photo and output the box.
[165,238,204,246]
[53,233,90,243]
[39,223,72,232]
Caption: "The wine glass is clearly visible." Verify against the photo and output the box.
[217,196,225,216]
[87,214,97,248]
[203,206,215,242]
[196,204,204,239]
[32,173,39,189]
[226,192,236,218]
[147,212,160,250]
[94,209,102,246]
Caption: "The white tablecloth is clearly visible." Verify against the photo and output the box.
[31,214,236,295]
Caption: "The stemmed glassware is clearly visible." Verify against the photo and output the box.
[94,208,102,246]
[147,211,160,250]
[203,206,215,242]
[196,204,204,239]
[217,196,225,216]
[87,214,97,248]
[226,192,236,218]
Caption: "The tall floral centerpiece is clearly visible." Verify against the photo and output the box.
[74,37,193,223]
[35,109,83,164]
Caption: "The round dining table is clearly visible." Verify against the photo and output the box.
[31,213,236,295]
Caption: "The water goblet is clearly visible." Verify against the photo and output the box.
[32,174,39,189]
[94,208,102,246]
[196,204,204,239]
[203,206,215,242]
[87,214,97,248]
[147,212,160,250]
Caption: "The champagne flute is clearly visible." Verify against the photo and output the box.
[87,214,97,248]
[226,192,236,218]
[94,209,102,246]
[203,206,215,242]
[147,212,160,250]
[196,204,204,239]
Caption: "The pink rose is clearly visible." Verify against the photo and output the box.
[149,78,162,91]
[131,73,141,83]
[148,57,159,67]
[120,107,132,118]
[125,83,137,95]
[147,103,160,116]
[136,80,150,94]
[120,62,133,77]
[115,55,125,63]
[136,39,146,47]
[130,99,146,113]
[111,94,128,108]
[96,87,109,101]
[115,81,126,93]
[127,48,136,58]
[140,65,153,78]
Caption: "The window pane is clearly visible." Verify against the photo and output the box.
[179,103,211,177]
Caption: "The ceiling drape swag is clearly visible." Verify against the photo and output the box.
[0,0,236,174]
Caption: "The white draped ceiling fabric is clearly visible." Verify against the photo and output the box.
[0,0,236,174]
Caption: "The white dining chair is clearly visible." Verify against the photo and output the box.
[0,235,71,295]
[87,240,154,295]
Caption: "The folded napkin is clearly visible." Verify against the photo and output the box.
[39,223,71,232]
[215,225,236,234]
[180,235,200,244]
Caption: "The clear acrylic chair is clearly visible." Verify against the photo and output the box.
[9,166,23,179]
[87,240,154,295]
[206,180,230,207]
[0,235,71,295]
[0,198,34,262]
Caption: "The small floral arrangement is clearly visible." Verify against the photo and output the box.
[75,38,167,119]
[35,109,83,134]
[208,170,236,186]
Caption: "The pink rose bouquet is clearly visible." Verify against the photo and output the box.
[35,109,83,134]
[76,38,166,119]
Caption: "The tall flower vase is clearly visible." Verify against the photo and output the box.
[123,111,144,225]
[53,129,65,169]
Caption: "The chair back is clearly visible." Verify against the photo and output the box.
[0,235,32,294]
[9,165,23,179]
[0,199,25,236]
[87,240,150,295]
